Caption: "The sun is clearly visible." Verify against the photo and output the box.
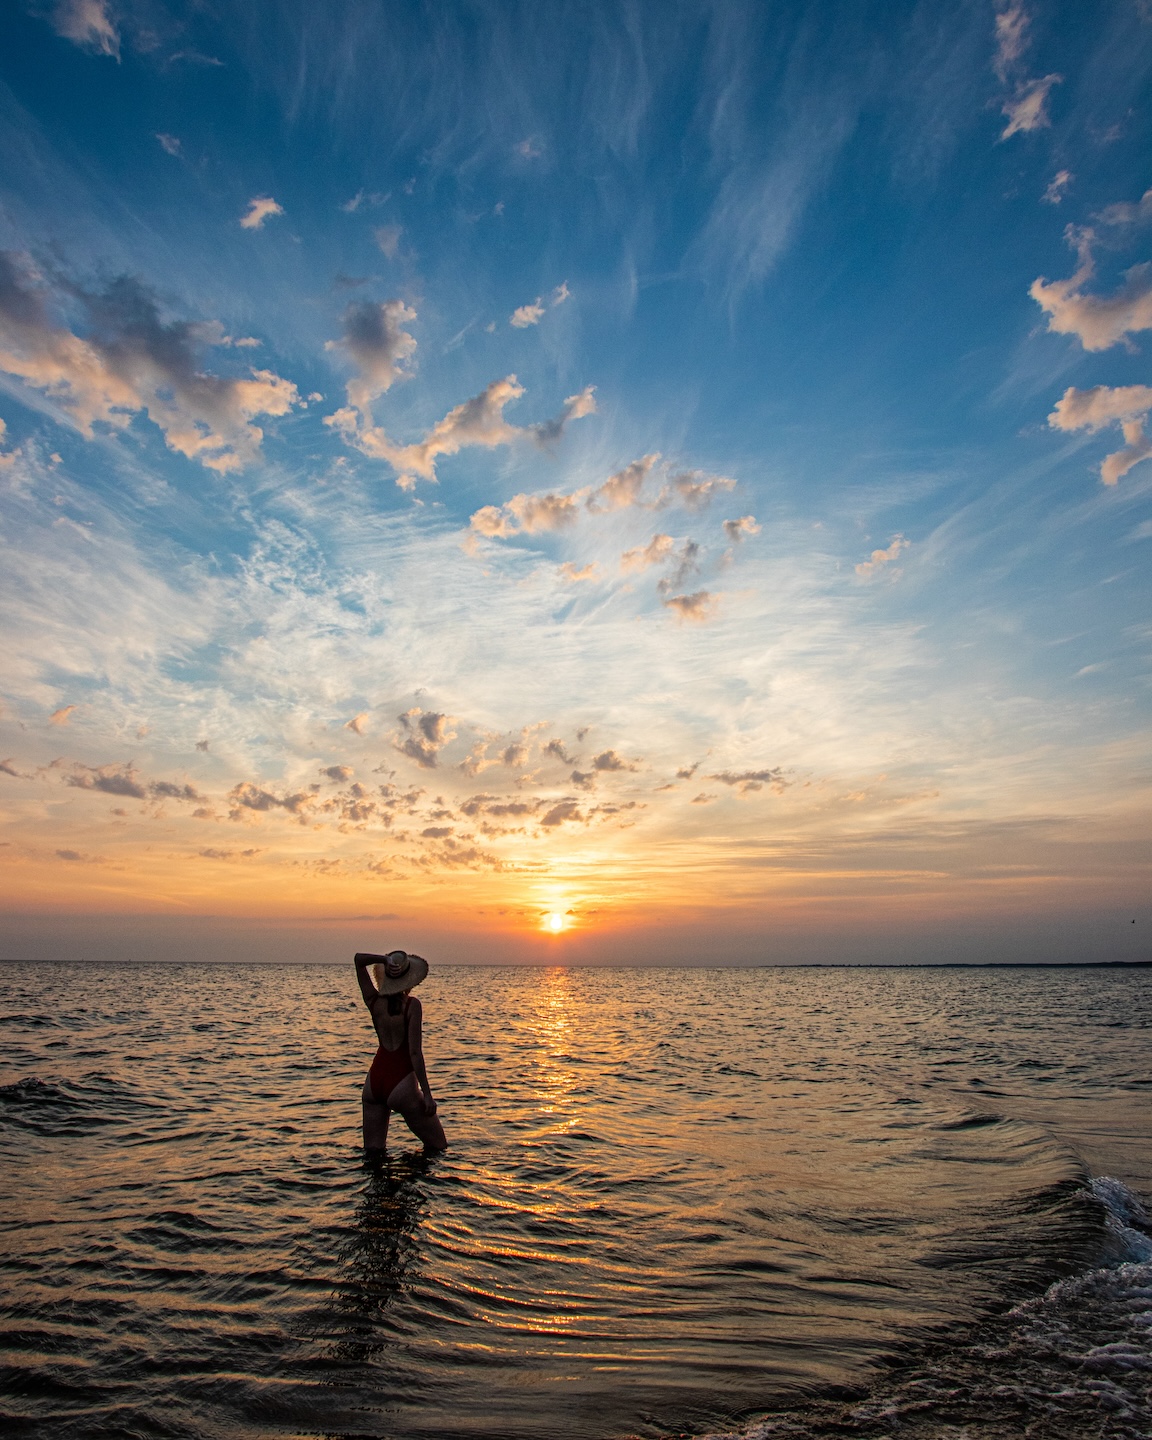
[543,911,567,933]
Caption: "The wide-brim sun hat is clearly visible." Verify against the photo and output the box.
[372,950,429,995]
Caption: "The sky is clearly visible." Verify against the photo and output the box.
[1,0,1151,966]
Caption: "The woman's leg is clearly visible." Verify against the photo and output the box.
[385,1072,448,1151]
[362,1074,391,1150]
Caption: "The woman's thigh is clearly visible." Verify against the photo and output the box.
[386,1073,447,1149]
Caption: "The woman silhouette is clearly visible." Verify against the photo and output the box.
[355,950,448,1152]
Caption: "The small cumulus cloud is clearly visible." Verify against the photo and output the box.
[508,490,584,533]
[345,713,370,735]
[342,190,389,213]
[540,798,582,827]
[532,386,596,446]
[394,709,456,769]
[156,133,182,157]
[589,454,659,514]
[558,561,599,583]
[1000,75,1062,140]
[0,417,17,467]
[621,534,675,572]
[660,470,737,510]
[195,739,210,752]
[710,767,787,794]
[1030,250,1152,353]
[150,780,204,802]
[50,0,118,56]
[322,765,354,782]
[1030,206,1152,353]
[510,281,570,327]
[49,704,77,725]
[856,535,909,579]
[1096,189,1152,230]
[662,590,717,622]
[1048,384,1152,485]
[65,764,146,799]
[592,750,637,772]
[516,138,543,159]
[374,224,403,258]
[993,1,1030,82]
[510,298,546,328]
[325,299,417,415]
[229,782,314,817]
[1,758,25,778]
[240,196,284,230]
[723,515,761,543]
[659,540,702,591]
[472,487,583,538]
[1042,170,1073,205]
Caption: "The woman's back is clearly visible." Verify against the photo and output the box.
[370,994,413,1052]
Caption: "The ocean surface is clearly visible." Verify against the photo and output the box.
[1,961,1150,1440]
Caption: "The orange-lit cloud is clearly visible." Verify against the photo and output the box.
[240,196,284,230]
[1048,384,1152,485]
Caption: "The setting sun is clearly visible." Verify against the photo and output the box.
[544,912,567,934]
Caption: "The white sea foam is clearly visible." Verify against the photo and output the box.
[700,1177,1152,1440]
[1091,1175,1152,1263]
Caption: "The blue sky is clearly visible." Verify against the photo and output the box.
[1,0,1150,963]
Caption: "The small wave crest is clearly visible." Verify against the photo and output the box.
[1092,1176,1152,1264]
[0,1072,148,1136]
[698,1177,1152,1440]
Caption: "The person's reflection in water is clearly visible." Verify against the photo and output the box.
[317,1150,434,1367]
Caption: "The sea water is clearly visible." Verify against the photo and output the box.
[0,961,1149,1439]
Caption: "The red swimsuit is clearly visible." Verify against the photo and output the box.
[367,997,414,1103]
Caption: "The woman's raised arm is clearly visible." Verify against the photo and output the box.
[354,952,382,1009]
